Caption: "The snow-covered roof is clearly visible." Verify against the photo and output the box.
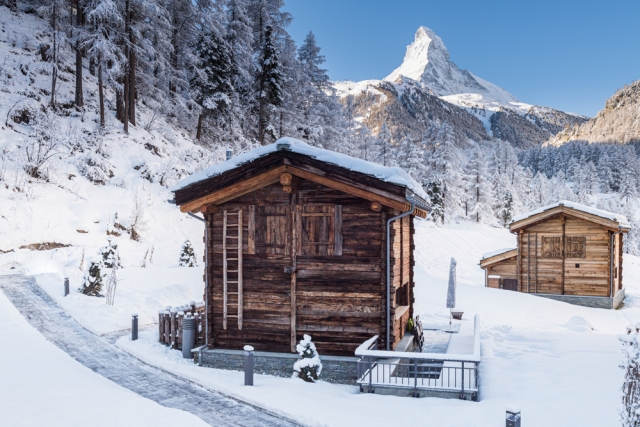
[172,137,428,200]
[510,201,630,228]
[481,248,517,260]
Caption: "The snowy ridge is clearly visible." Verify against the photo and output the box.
[510,200,630,227]
[481,247,517,260]
[173,137,428,200]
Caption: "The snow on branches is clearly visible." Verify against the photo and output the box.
[179,239,198,267]
[620,324,640,427]
[293,334,322,383]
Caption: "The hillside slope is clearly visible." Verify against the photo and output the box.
[547,79,640,146]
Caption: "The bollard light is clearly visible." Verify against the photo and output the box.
[64,278,69,297]
[131,314,139,341]
[506,407,521,427]
[244,345,254,386]
[226,149,233,161]
[182,314,196,359]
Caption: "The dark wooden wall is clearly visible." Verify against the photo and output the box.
[202,179,414,356]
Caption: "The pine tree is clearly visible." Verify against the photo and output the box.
[293,334,322,383]
[99,239,122,269]
[79,262,104,296]
[297,31,328,90]
[179,239,198,267]
[426,178,445,224]
[500,191,514,227]
[38,0,70,108]
[373,123,392,166]
[465,147,495,224]
[191,30,234,140]
[256,25,283,144]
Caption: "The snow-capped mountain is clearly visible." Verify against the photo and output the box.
[385,26,517,105]
[546,79,640,146]
[336,26,587,147]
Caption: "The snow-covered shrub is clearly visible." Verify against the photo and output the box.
[79,262,103,296]
[128,194,147,241]
[99,240,121,269]
[293,334,322,383]
[179,240,197,267]
[19,109,61,180]
[620,324,640,427]
[76,152,113,185]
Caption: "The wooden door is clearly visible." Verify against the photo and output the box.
[502,279,518,291]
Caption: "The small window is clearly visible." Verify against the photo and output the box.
[566,236,586,259]
[298,205,342,256]
[395,283,409,306]
[541,236,562,258]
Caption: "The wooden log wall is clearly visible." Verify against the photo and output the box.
[519,215,612,297]
[485,258,517,288]
[202,180,413,356]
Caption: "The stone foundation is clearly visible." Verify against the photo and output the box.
[195,348,359,385]
[535,288,625,309]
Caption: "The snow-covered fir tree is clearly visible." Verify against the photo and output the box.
[293,334,322,383]
[179,239,198,267]
[256,25,283,144]
[79,262,103,296]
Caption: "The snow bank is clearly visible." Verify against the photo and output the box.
[0,290,208,427]
[172,137,428,200]
[511,200,630,227]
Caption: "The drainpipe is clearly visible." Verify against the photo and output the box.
[187,211,209,348]
[386,201,415,351]
[610,225,623,302]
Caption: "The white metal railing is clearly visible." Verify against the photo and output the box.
[355,315,481,400]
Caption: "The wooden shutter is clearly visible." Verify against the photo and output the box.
[566,236,586,258]
[298,205,342,256]
[255,205,290,255]
[541,236,562,258]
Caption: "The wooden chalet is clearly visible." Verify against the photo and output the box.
[480,201,629,309]
[172,138,430,356]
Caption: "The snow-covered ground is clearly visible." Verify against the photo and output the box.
[0,285,209,427]
[107,220,639,426]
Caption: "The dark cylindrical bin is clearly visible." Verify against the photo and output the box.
[506,408,521,427]
[131,314,138,341]
[182,315,196,359]
[64,278,69,297]
[244,345,254,386]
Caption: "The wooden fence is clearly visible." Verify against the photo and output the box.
[158,302,206,350]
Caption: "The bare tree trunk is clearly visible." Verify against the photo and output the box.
[196,113,203,140]
[98,64,105,127]
[258,100,265,145]
[50,1,57,109]
[116,85,123,121]
[128,47,136,125]
[123,0,130,133]
[74,0,84,107]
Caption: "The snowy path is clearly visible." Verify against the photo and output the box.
[0,275,298,427]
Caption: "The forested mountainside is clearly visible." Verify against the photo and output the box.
[1,1,640,258]
[546,80,640,146]
[339,77,490,146]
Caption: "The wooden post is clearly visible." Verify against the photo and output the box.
[170,311,177,349]
[223,210,228,330]
[527,232,531,293]
[535,232,538,294]
[561,216,566,295]
[517,231,523,292]
[238,209,243,331]
[158,313,163,343]
[290,193,298,352]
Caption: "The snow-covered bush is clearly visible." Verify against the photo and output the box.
[76,152,113,185]
[19,109,61,180]
[79,262,103,296]
[620,324,640,427]
[179,240,197,267]
[293,334,322,383]
[99,240,121,269]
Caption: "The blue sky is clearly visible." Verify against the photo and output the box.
[283,0,640,117]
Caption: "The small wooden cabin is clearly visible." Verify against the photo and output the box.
[172,138,429,356]
[480,201,629,309]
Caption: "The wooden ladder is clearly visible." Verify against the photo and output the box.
[223,210,243,330]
